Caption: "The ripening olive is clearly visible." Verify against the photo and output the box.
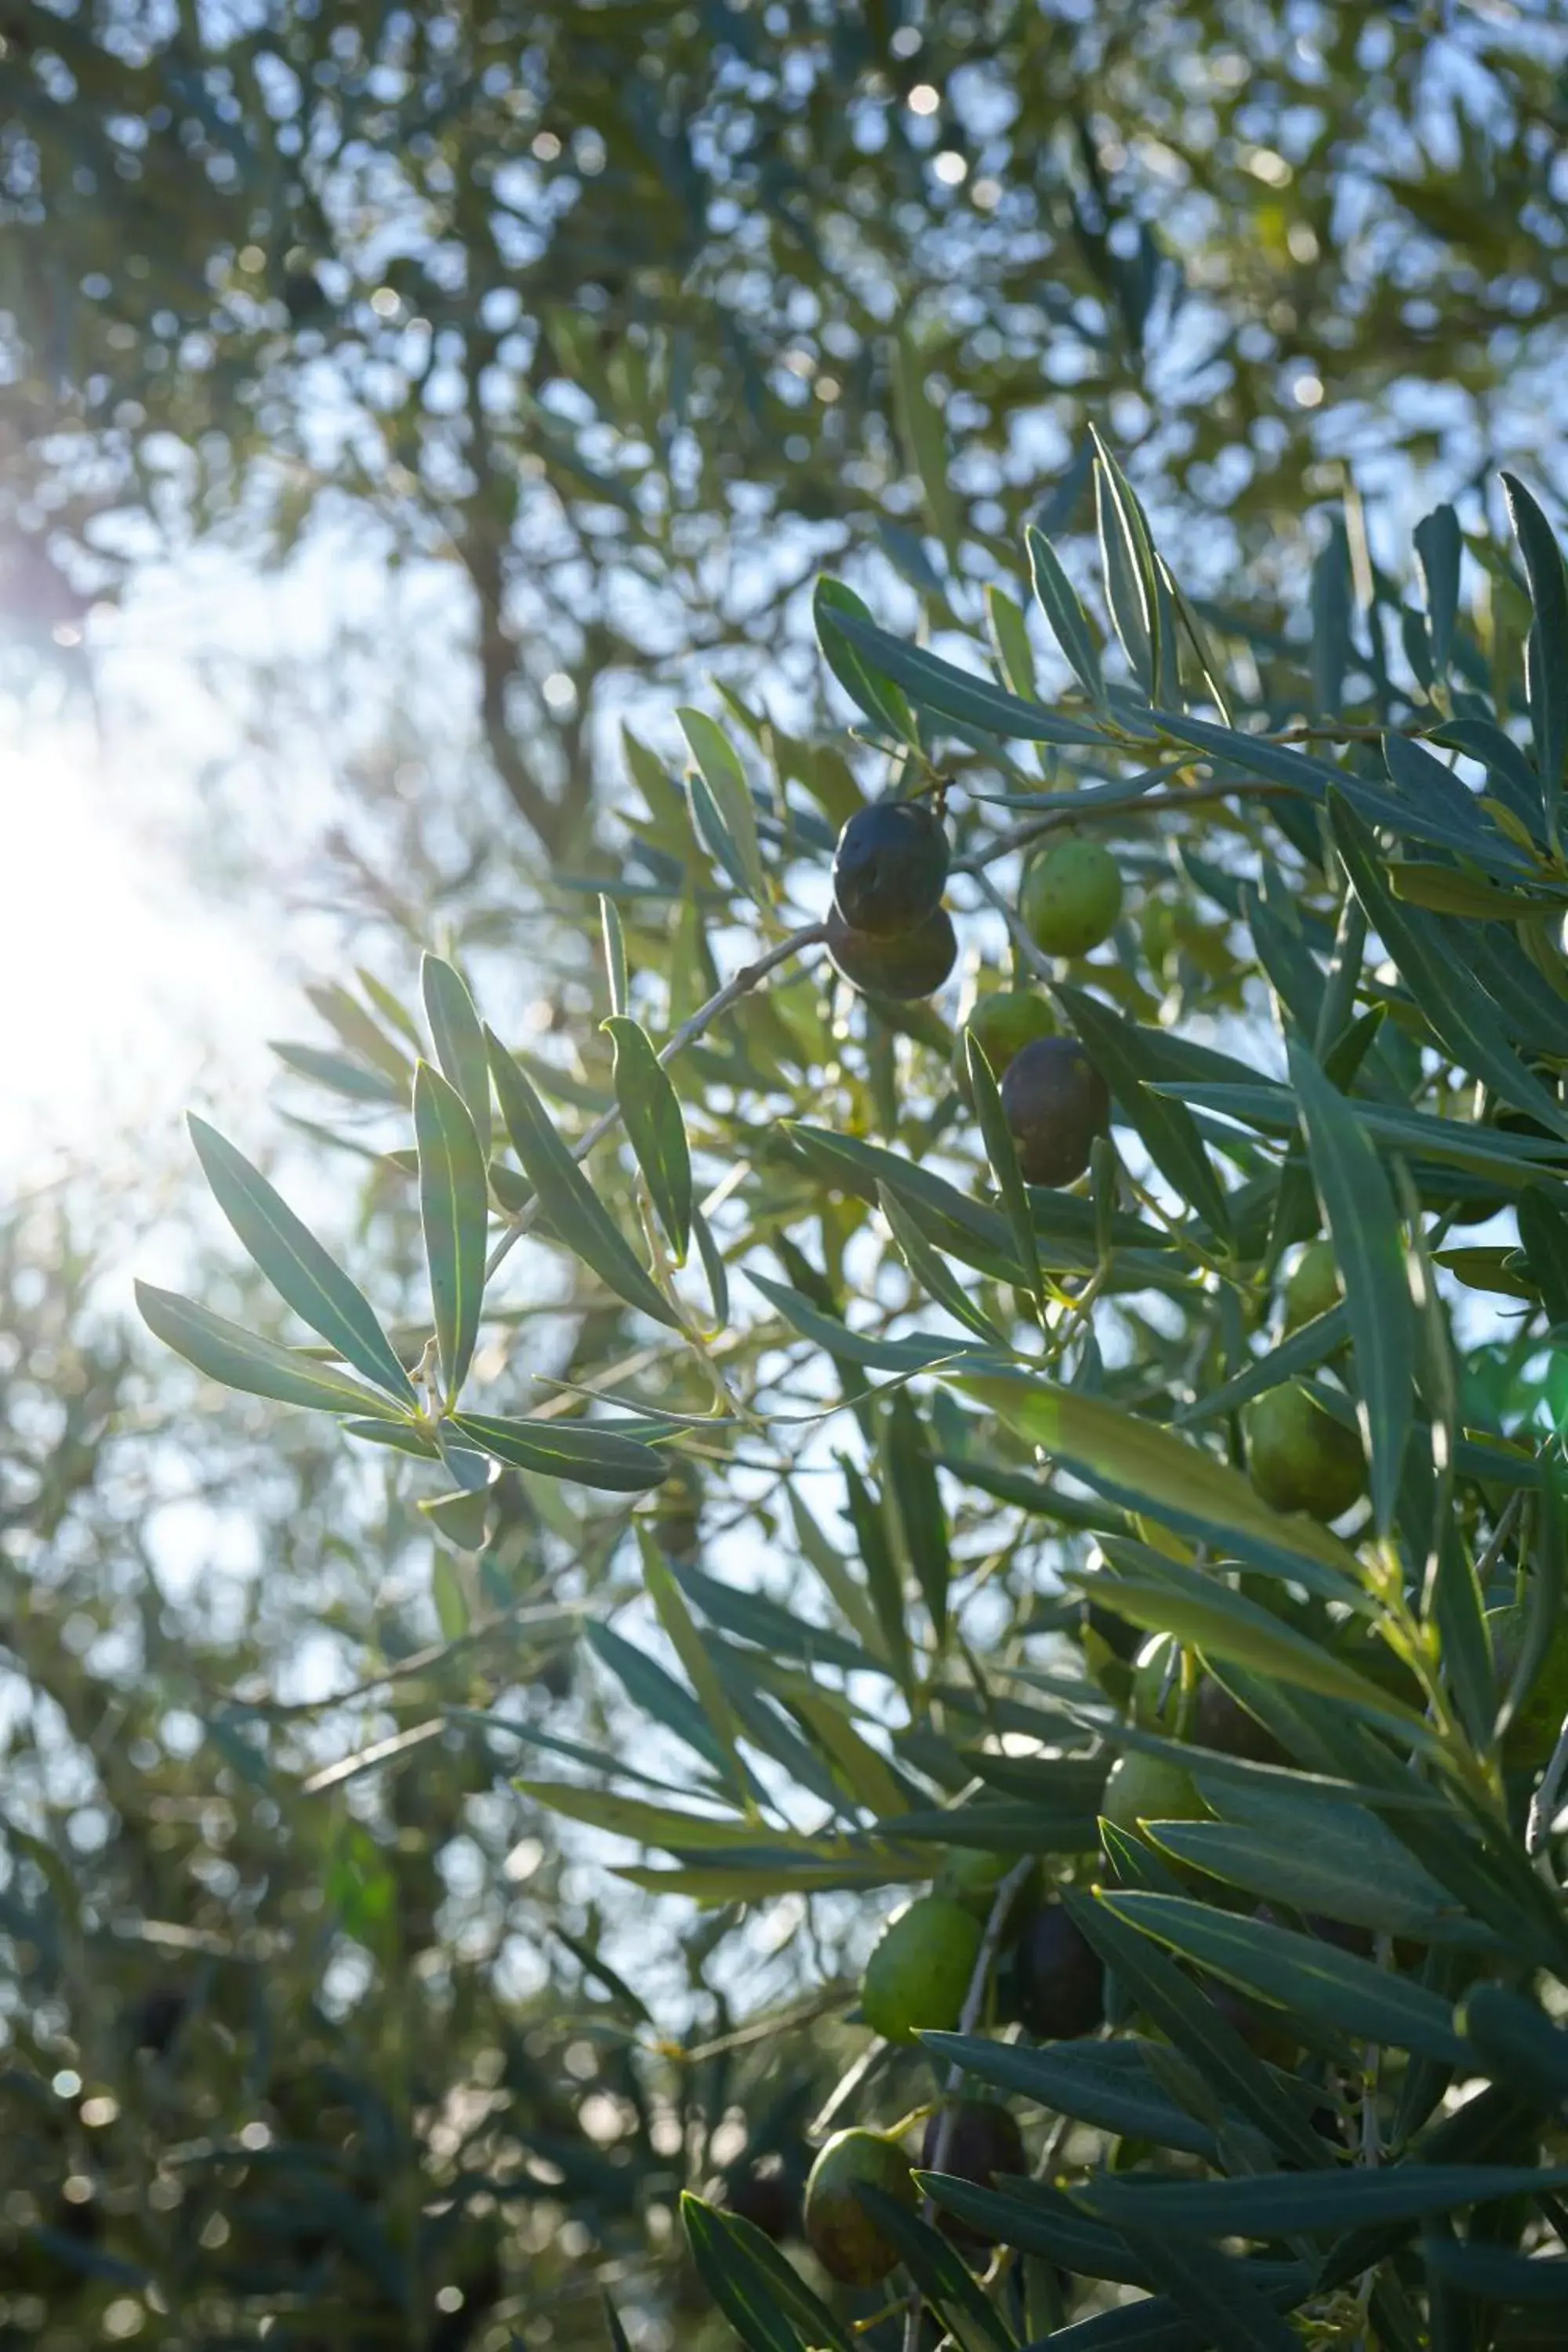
[919,2100,1026,2257]
[1012,1902,1105,2039]
[861,1894,983,2043]
[999,1036,1110,1187]
[1243,1382,1366,1522]
[1101,1752,1207,1842]
[1283,1240,1343,1333]
[826,902,957,999]
[803,2128,916,2285]
[964,989,1057,1080]
[831,800,949,936]
[1019,839,1123,957]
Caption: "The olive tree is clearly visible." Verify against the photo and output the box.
[8,1,1568,849]
[140,425,1568,2350]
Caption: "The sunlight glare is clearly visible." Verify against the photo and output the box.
[1,707,281,1180]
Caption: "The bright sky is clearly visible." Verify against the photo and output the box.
[0,692,286,1187]
[0,521,446,1195]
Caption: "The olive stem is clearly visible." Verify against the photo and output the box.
[1527,1710,1568,1857]
[484,920,827,1281]
[902,1856,1034,2352]
[953,775,1295,881]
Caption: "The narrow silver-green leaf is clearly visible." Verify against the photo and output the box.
[269,1040,403,1103]
[603,1014,691,1262]
[453,1411,669,1492]
[357,965,426,1051]
[1423,2238,1568,2308]
[877,1179,1007,1345]
[1062,1890,1327,2168]
[750,1270,980,1373]
[920,2032,1222,2160]
[1026,524,1106,710]
[1287,1039,1413,1537]
[813,577,916,741]
[823,603,1108,746]
[1080,1551,1401,1715]
[1078,2158,1568,2241]
[1101,1891,1467,2061]
[414,1063,488,1406]
[1055,985,1230,1242]
[1503,471,1568,815]
[985,583,1036,700]
[957,1372,1363,1597]
[1330,796,1568,1139]
[677,708,769,906]
[691,1204,729,1328]
[599,894,629,1018]
[1414,503,1462,680]
[884,1392,952,1642]
[304,981,412,1084]
[636,1530,748,1796]
[187,1115,415,1406]
[680,2196,810,2352]
[421,953,492,1156]
[487,1031,678,1328]
[964,1031,1043,1305]
[136,1281,397,1417]
[1174,1304,1349,1429]
[1113,2233,1303,2352]
[688,769,757,903]
[1091,426,1160,698]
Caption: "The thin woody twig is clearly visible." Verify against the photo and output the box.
[1528,1714,1568,1857]
[953,774,1293,879]
[902,1857,1033,2352]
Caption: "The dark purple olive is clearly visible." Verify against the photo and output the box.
[832,800,949,936]
[1192,1676,1287,1765]
[826,902,957,999]
[920,2099,1026,2257]
[1014,1902,1105,2039]
[723,2167,799,2242]
[1000,1037,1110,1187]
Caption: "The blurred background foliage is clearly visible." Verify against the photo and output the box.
[3,2,1568,2348]
[7,1,1568,846]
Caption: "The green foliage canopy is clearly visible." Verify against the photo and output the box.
[136,426,1568,2348]
[7,1,1568,845]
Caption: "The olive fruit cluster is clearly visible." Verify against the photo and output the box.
[828,800,955,999]
[828,804,1119,1189]
[797,1857,1104,2285]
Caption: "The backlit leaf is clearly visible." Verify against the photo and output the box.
[1287,1038,1413,1535]
[487,1032,678,1328]
[603,1014,691,1261]
[187,1115,415,1406]
[414,1063,488,1406]
[1503,472,1568,815]
[420,953,492,1156]
[957,1372,1363,1598]
[136,1283,399,1418]
[1027,524,1106,710]
[452,1411,668,1492]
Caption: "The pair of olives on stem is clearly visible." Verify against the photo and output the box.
[829,801,1113,1187]
[797,1882,1103,2284]
[827,797,956,998]
[827,804,1122,997]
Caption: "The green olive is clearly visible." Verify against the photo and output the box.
[1019,839,1123,957]
[1243,1383,1366,1522]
